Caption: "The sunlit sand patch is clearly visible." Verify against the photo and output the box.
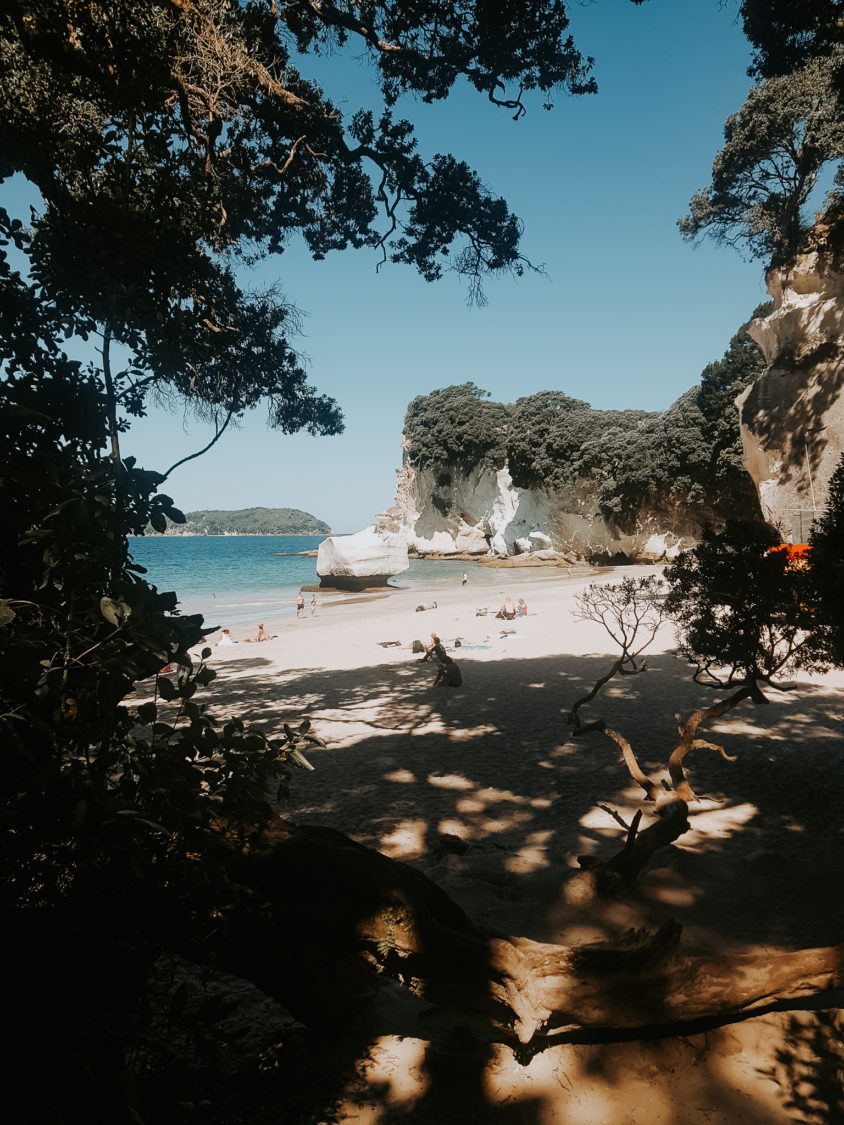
[448,723,498,741]
[351,1035,429,1115]
[677,801,758,849]
[427,773,475,790]
[383,768,416,783]
[481,810,534,834]
[456,796,486,814]
[507,830,554,872]
[379,819,428,859]
[578,800,646,837]
[437,818,470,839]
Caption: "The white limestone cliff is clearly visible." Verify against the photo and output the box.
[389,442,692,563]
[737,209,844,541]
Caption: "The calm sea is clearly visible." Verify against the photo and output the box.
[127,535,520,628]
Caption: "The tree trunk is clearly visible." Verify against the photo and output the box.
[217,818,844,1045]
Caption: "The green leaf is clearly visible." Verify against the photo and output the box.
[100,596,131,625]
[136,702,157,723]
[157,675,178,701]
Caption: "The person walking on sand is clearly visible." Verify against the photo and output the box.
[310,593,317,616]
[296,590,305,618]
[461,572,467,586]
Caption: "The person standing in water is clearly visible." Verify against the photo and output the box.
[296,590,305,618]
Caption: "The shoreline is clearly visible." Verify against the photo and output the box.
[204,560,605,643]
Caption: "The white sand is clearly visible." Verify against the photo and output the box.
[181,562,844,1123]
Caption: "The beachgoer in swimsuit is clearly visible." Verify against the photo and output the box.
[296,591,305,618]
[517,598,527,617]
[217,628,235,646]
[310,594,317,616]
[496,596,517,621]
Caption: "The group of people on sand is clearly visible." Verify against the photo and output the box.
[495,595,527,620]
[216,623,278,645]
[296,590,318,618]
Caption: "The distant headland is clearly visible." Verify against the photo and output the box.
[146,507,333,536]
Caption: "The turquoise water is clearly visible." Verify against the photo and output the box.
[127,535,522,628]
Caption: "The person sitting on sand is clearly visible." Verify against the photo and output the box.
[419,633,462,687]
[243,623,270,643]
[216,628,236,646]
[415,600,437,612]
[517,598,527,617]
[496,596,517,621]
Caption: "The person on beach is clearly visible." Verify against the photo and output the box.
[415,600,437,612]
[244,623,272,642]
[419,632,462,687]
[461,572,467,586]
[496,596,517,620]
[517,598,527,617]
[310,593,317,616]
[296,590,305,618]
[216,628,235,646]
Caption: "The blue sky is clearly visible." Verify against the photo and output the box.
[8,2,790,531]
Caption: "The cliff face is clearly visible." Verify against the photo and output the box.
[388,441,709,563]
[737,211,844,541]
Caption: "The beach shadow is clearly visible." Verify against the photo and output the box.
[193,648,844,1122]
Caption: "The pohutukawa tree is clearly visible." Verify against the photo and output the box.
[558,521,833,895]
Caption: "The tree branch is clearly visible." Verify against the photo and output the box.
[159,409,235,482]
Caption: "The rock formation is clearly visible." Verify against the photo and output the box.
[388,447,704,564]
[316,526,409,590]
[737,207,844,541]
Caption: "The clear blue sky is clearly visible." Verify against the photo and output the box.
[11,2,788,532]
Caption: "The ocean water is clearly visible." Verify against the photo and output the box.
[127,535,523,628]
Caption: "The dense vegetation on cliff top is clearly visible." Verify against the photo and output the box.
[149,507,331,536]
[404,306,771,530]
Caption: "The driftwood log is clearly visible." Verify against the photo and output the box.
[219,818,844,1046]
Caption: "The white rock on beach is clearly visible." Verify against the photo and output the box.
[316,526,409,589]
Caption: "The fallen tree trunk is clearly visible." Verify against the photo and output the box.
[218,818,844,1045]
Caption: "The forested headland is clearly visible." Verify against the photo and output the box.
[404,306,772,531]
[147,507,332,536]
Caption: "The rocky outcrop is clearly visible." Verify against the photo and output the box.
[737,209,844,541]
[316,526,409,590]
[388,447,699,564]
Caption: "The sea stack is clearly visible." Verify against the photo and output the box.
[316,526,410,590]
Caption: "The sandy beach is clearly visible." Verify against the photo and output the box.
[181,563,844,1123]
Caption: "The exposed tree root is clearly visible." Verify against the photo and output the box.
[216,818,844,1047]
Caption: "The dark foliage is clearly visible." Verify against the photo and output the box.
[810,452,844,665]
[683,6,844,266]
[404,382,510,473]
[740,0,844,80]
[0,4,661,1118]
[663,521,829,686]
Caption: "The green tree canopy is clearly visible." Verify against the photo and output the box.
[403,310,769,531]
[679,55,844,265]
[740,0,844,80]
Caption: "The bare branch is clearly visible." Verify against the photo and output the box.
[159,408,235,482]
